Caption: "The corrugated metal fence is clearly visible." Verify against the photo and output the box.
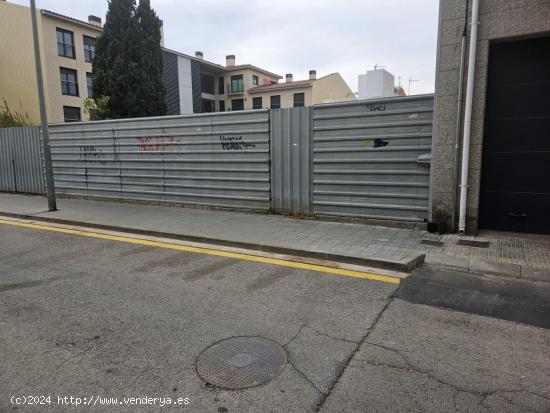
[2,95,434,223]
[313,95,434,222]
[270,107,312,214]
[0,126,44,194]
[47,110,271,210]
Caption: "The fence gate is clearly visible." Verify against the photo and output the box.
[270,107,312,214]
[0,126,44,194]
[312,95,434,222]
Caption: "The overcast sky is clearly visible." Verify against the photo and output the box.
[13,0,440,95]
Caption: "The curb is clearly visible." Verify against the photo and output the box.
[425,254,550,284]
[0,211,424,273]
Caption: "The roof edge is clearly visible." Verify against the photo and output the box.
[41,9,102,31]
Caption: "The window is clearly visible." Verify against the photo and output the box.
[252,97,262,109]
[293,92,305,107]
[83,36,96,63]
[231,75,244,93]
[201,99,213,113]
[270,95,281,109]
[252,75,259,85]
[63,106,81,122]
[60,68,78,96]
[201,75,215,94]
[231,99,244,111]
[86,73,93,97]
[219,101,225,112]
[56,28,75,58]
[218,77,225,94]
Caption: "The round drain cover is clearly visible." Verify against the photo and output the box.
[196,336,287,389]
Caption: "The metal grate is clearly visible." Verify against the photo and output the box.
[457,239,490,248]
[420,239,444,247]
[196,336,287,390]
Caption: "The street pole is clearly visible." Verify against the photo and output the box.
[30,0,57,211]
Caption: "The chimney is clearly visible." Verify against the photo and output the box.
[309,70,317,80]
[286,73,293,83]
[159,19,165,47]
[88,15,102,28]
[195,51,203,60]
[226,55,235,67]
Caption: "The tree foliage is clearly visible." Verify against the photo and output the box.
[83,96,110,121]
[92,0,166,119]
[135,0,166,116]
[0,98,32,128]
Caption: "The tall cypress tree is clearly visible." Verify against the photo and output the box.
[93,0,165,119]
[135,0,166,116]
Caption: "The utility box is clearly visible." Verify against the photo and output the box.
[358,68,395,100]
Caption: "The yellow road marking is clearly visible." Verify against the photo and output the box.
[0,219,400,285]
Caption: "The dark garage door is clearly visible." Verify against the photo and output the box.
[479,36,550,235]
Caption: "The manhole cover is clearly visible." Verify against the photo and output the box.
[196,336,287,390]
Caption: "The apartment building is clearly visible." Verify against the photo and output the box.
[1,0,354,122]
[162,51,355,114]
[0,1,102,123]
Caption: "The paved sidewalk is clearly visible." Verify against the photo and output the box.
[0,193,549,279]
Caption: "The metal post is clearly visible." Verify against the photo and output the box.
[30,0,57,211]
[458,0,480,233]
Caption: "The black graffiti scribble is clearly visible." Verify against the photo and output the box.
[366,103,386,112]
[219,135,256,151]
[79,145,105,160]
[373,139,389,148]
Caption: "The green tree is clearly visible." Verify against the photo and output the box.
[135,0,166,116]
[83,96,110,121]
[92,0,165,120]
[0,98,32,128]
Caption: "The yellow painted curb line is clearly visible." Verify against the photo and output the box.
[0,219,400,285]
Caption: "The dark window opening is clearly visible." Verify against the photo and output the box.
[231,75,244,93]
[201,99,214,113]
[293,92,305,107]
[83,35,96,63]
[86,72,93,97]
[63,106,81,122]
[231,99,244,111]
[270,95,281,109]
[219,101,225,112]
[201,75,215,95]
[56,28,75,58]
[60,67,78,96]
[252,75,259,85]
[218,77,225,94]
[252,97,262,109]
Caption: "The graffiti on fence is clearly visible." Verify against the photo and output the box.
[219,135,256,151]
[137,135,181,154]
[79,145,106,164]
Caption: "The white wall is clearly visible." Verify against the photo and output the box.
[177,55,194,114]
[358,69,395,100]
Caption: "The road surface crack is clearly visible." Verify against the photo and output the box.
[314,296,394,412]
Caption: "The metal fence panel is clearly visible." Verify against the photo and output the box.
[271,107,312,214]
[312,95,434,222]
[0,126,44,194]
[47,110,271,210]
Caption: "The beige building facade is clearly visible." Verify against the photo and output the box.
[163,51,356,115]
[225,63,356,111]
[0,1,101,124]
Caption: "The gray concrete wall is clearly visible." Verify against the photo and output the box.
[430,0,550,233]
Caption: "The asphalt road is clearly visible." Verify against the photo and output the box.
[1,220,549,412]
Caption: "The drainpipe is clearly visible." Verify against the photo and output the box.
[450,1,469,232]
[458,0,480,233]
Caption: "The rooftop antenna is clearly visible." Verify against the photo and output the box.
[408,77,419,95]
[398,76,402,88]
[374,63,385,70]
